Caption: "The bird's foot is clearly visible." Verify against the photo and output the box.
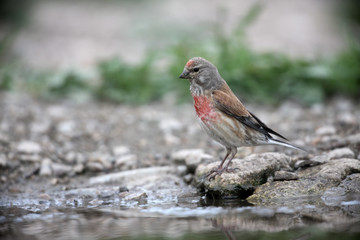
[204,166,239,181]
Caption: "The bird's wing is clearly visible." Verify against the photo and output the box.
[212,87,288,141]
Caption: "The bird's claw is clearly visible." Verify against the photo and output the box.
[204,167,239,181]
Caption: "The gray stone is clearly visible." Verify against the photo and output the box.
[88,153,112,169]
[328,148,355,160]
[73,163,85,174]
[194,153,291,197]
[172,149,213,173]
[19,154,42,162]
[248,158,360,204]
[86,162,105,172]
[322,174,360,209]
[17,141,42,154]
[0,154,7,167]
[112,145,130,156]
[123,192,147,201]
[315,125,336,136]
[51,162,73,177]
[39,158,52,176]
[273,171,298,181]
[114,154,137,170]
[89,166,187,185]
[294,155,328,169]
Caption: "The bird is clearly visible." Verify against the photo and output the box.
[179,57,306,180]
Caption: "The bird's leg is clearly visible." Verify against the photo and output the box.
[205,147,231,180]
[223,148,239,173]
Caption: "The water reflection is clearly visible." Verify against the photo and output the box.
[2,202,360,240]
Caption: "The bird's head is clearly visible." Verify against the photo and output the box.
[179,57,223,93]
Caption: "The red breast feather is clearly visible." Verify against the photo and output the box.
[193,95,218,123]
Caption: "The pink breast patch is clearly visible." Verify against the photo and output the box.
[193,95,218,122]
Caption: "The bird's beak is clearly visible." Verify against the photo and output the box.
[179,69,189,79]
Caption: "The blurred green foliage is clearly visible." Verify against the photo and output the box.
[1,4,359,105]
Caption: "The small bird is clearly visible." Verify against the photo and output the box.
[179,57,306,179]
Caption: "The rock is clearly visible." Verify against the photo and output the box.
[114,154,137,170]
[0,154,7,167]
[17,141,42,154]
[158,118,183,133]
[194,153,291,197]
[314,159,360,184]
[322,173,360,207]
[38,193,51,200]
[64,152,85,164]
[183,174,193,184]
[294,155,327,169]
[73,163,85,174]
[112,145,130,156]
[328,148,355,160]
[315,125,336,136]
[57,120,76,136]
[273,171,298,181]
[172,149,213,173]
[39,158,52,176]
[248,158,360,204]
[51,162,73,177]
[123,192,147,202]
[18,154,42,162]
[86,162,105,172]
[89,166,187,185]
[119,186,129,192]
[88,153,113,169]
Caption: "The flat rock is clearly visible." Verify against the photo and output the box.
[322,173,360,208]
[194,153,291,197]
[89,166,187,185]
[247,158,360,204]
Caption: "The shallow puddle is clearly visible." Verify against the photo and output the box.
[1,194,359,240]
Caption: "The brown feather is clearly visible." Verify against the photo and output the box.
[212,82,288,140]
[211,83,250,117]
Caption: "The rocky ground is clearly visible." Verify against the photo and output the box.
[0,93,359,238]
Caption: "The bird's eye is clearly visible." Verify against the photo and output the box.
[193,67,199,72]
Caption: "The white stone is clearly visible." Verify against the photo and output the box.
[315,125,336,136]
[17,141,42,154]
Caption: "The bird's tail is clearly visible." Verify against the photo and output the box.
[267,138,308,153]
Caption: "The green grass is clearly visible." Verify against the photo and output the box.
[1,4,359,105]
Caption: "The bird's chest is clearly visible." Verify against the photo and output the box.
[192,94,218,123]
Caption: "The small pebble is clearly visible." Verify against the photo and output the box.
[40,158,52,176]
[328,148,355,160]
[119,186,129,193]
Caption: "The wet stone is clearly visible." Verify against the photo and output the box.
[248,158,360,204]
[273,171,298,181]
[194,153,291,197]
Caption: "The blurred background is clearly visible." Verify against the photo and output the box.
[0,0,359,105]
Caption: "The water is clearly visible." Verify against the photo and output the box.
[1,195,359,240]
